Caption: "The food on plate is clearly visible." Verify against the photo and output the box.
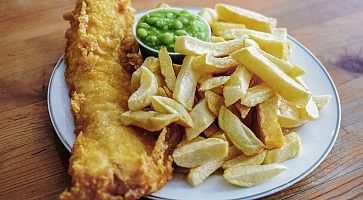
[151,96,193,127]
[128,66,158,111]
[277,97,306,128]
[263,132,301,164]
[187,159,224,186]
[219,106,265,155]
[199,7,218,25]
[172,56,200,110]
[312,95,332,109]
[231,46,311,107]
[239,84,273,107]
[205,90,224,116]
[61,0,333,195]
[223,66,252,106]
[222,151,266,169]
[193,54,238,73]
[255,95,284,149]
[223,163,288,187]
[211,21,246,36]
[175,36,245,56]
[120,110,179,131]
[215,3,277,32]
[172,138,229,168]
[60,0,182,199]
[199,76,230,91]
[136,8,209,51]
[185,99,216,140]
[159,47,177,91]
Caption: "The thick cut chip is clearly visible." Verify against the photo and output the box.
[186,99,216,140]
[159,47,177,92]
[151,96,194,127]
[240,84,274,107]
[211,21,246,36]
[234,102,251,118]
[215,3,276,32]
[175,36,245,57]
[271,28,287,41]
[211,36,226,43]
[173,56,201,110]
[277,98,306,128]
[199,7,218,25]
[120,111,179,132]
[244,38,260,48]
[263,132,301,164]
[223,66,252,106]
[199,76,230,91]
[223,163,288,187]
[219,106,264,155]
[248,34,292,61]
[193,54,238,74]
[205,91,224,116]
[222,151,266,169]
[312,95,332,110]
[210,86,224,95]
[221,28,280,41]
[256,95,284,149]
[172,138,229,168]
[128,66,158,111]
[187,159,224,187]
[230,46,311,107]
[299,97,319,120]
[258,49,305,77]
[277,97,306,128]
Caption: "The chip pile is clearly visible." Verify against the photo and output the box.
[121,3,332,188]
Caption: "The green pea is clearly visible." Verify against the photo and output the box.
[160,32,174,44]
[138,22,150,29]
[146,17,158,25]
[155,20,165,28]
[175,30,187,36]
[178,17,189,25]
[166,12,174,19]
[146,35,157,43]
[173,20,183,30]
[137,28,148,38]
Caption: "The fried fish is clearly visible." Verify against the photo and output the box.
[59,0,181,199]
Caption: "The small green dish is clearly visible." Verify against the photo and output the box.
[133,8,211,64]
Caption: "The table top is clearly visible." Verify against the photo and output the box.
[1,0,362,199]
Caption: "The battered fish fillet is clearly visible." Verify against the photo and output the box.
[59,0,181,199]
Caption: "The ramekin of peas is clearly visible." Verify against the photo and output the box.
[133,8,211,63]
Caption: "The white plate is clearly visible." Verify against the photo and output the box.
[48,8,341,200]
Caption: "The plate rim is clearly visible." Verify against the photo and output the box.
[47,12,341,200]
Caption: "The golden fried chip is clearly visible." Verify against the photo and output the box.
[299,97,319,120]
[159,47,177,92]
[193,54,238,74]
[215,3,276,32]
[186,99,216,140]
[210,36,226,43]
[187,159,224,187]
[128,66,158,111]
[219,106,264,155]
[205,90,224,116]
[248,34,292,61]
[256,95,283,149]
[223,66,252,106]
[151,96,194,127]
[223,163,287,187]
[199,7,218,25]
[222,151,266,169]
[199,76,230,91]
[211,21,246,36]
[172,138,228,168]
[240,84,274,107]
[263,132,301,164]
[120,111,179,132]
[230,46,311,108]
[277,97,306,128]
[173,56,201,110]
[175,36,245,57]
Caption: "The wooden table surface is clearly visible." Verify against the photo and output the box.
[1,0,362,199]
